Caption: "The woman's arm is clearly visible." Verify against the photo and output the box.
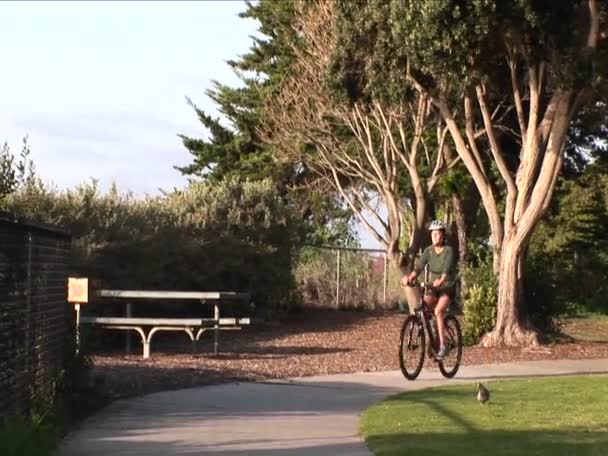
[434,247,454,287]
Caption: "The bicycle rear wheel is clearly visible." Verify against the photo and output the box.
[438,314,463,378]
[399,315,425,380]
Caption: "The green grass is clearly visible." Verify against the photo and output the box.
[361,375,608,456]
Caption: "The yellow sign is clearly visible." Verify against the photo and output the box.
[68,277,88,304]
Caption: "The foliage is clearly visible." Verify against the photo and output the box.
[462,283,497,345]
[0,415,58,456]
[527,158,608,322]
[5,177,299,314]
[0,138,35,204]
[178,0,352,244]
[56,315,93,396]
[361,376,608,455]
[177,0,295,183]
[0,394,65,456]
[332,0,596,101]
[331,0,607,346]
[565,100,608,175]
[461,244,497,345]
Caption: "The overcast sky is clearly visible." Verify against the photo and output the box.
[0,1,258,196]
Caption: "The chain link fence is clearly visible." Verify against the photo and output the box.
[0,213,71,422]
[294,245,408,310]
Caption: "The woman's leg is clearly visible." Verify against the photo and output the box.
[423,293,437,308]
[435,294,450,355]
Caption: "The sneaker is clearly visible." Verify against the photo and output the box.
[436,346,447,360]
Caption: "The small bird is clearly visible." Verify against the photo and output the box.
[477,383,490,405]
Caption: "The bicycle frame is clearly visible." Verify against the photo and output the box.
[417,293,440,358]
[411,266,441,359]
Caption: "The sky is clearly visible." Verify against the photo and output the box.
[0,0,381,249]
[0,1,258,196]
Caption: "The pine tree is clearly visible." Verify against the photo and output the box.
[177,1,294,183]
[178,0,353,244]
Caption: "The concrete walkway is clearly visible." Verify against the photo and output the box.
[57,358,608,456]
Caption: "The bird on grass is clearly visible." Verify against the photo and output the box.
[477,383,490,405]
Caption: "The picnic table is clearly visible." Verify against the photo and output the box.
[78,289,251,358]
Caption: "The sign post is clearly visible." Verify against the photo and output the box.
[67,277,89,353]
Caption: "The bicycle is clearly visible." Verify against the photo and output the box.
[399,279,463,380]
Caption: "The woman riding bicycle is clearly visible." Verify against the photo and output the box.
[401,220,456,360]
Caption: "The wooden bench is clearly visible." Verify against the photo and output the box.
[78,290,251,359]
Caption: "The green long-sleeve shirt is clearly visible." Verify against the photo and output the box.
[415,245,456,288]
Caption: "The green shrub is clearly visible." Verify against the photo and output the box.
[0,399,62,456]
[462,283,497,345]
[5,177,299,314]
[461,245,497,345]
[57,317,93,396]
[0,416,52,456]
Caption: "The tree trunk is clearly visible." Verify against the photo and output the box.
[451,193,469,296]
[481,236,540,347]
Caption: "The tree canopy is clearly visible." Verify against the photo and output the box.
[326,0,608,346]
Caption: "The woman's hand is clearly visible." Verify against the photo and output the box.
[402,272,417,287]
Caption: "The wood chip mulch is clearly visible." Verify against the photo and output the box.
[87,310,608,400]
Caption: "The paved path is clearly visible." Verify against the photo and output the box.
[57,358,608,456]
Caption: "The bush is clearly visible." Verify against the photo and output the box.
[5,177,299,315]
[0,416,54,456]
[462,283,497,345]
[461,246,497,345]
[0,398,62,456]
[57,317,93,396]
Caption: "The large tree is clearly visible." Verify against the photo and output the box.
[333,0,607,345]
[262,0,465,274]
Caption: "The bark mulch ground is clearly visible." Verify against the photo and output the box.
[86,310,608,401]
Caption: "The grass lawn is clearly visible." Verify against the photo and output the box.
[361,375,608,456]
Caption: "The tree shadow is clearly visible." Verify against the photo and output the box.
[195,345,353,359]
[366,428,608,456]
[367,379,608,455]
[57,372,608,456]
[456,370,608,382]
[94,341,353,359]
[57,378,405,456]
[59,438,373,455]
[84,308,403,353]
[247,309,402,339]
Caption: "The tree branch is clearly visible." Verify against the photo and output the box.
[508,51,527,143]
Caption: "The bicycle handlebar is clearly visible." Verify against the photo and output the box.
[404,280,433,289]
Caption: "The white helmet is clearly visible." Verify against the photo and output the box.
[428,219,446,231]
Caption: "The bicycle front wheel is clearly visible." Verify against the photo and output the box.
[399,315,425,380]
[438,314,463,378]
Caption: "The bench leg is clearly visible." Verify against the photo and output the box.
[214,329,218,356]
[214,304,220,356]
[102,326,147,359]
[196,327,217,355]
